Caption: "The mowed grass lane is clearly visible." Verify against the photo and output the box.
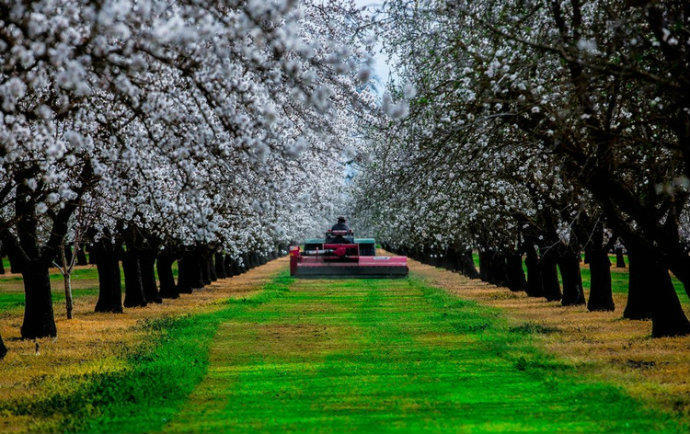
[163,273,682,433]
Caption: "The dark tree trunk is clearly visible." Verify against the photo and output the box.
[178,252,204,291]
[0,333,6,359]
[140,250,161,303]
[200,251,211,285]
[122,247,147,308]
[157,252,178,299]
[63,245,73,265]
[208,253,217,282]
[7,248,21,273]
[87,245,97,264]
[215,253,226,279]
[615,248,626,268]
[506,252,527,292]
[651,266,690,337]
[586,226,615,311]
[224,254,234,277]
[460,249,479,278]
[76,246,88,266]
[0,255,4,274]
[558,248,585,306]
[478,250,490,282]
[176,255,193,294]
[623,247,655,320]
[525,243,543,297]
[540,247,562,301]
[94,239,123,313]
[21,259,57,338]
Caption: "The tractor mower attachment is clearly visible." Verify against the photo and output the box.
[289,229,408,278]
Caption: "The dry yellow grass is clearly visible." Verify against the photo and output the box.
[409,256,690,418]
[0,257,287,433]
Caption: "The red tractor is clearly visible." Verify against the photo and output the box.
[289,229,408,278]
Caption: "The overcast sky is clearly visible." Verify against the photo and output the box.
[353,0,391,83]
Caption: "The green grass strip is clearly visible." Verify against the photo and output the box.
[1,272,291,433]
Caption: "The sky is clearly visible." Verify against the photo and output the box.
[354,0,392,84]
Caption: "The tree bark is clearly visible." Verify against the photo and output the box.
[140,250,161,303]
[586,226,615,311]
[651,266,690,337]
[76,246,88,266]
[558,247,585,306]
[0,254,5,274]
[525,243,543,297]
[94,239,123,313]
[200,251,211,285]
[460,249,479,278]
[478,250,490,282]
[225,256,235,276]
[157,252,178,299]
[540,247,562,301]
[122,247,147,308]
[214,253,226,279]
[615,248,626,268]
[207,253,217,282]
[506,251,527,292]
[87,245,97,264]
[0,333,6,359]
[176,255,193,294]
[623,247,655,320]
[20,259,57,338]
[7,248,21,273]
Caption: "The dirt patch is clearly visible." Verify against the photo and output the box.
[405,255,690,419]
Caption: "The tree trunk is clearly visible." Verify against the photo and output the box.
[525,243,543,297]
[63,273,73,319]
[176,255,193,294]
[140,250,161,303]
[586,227,615,311]
[615,248,626,268]
[460,249,479,278]
[158,253,178,299]
[122,247,147,308]
[0,333,6,359]
[506,252,527,292]
[0,254,5,274]
[21,259,57,339]
[623,247,655,320]
[87,245,97,264]
[558,248,585,306]
[651,265,690,337]
[7,248,21,273]
[214,253,226,279]
[540,247,562,301]
[208,253,217,282]
[224,254,234,277]
[76,246,88,266]
[63,245,73,266]
[200,251,211,285]
[94,240,123,313]
[478,250,490,282]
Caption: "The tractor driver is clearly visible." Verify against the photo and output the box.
[329,217,352,244]
[331,216,350,232]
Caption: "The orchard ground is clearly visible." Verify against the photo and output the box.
[0,255,689,433]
